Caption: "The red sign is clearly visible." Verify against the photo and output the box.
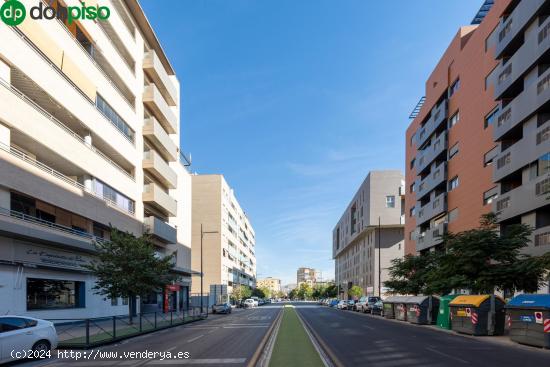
[535,312,543,324]
[471,311,478,325]
[506,314,512,328]
[415,305,421,317]
[544,319,550,333]
[166,284,181,292]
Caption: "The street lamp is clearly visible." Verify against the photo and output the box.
[378,216,382,298]
[200,224,218,314]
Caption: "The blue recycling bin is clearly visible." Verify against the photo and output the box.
[506,294,550,348]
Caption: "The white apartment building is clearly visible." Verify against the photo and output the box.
[296,267,320,286]
[0,0,194,319]
[191,175,256,296]
[333,170,405,299]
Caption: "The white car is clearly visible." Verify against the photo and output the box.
[243,299,256,308]
[336,300,348,310]
[0,316,58,364]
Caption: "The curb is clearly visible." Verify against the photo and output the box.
[295,309,344,367]
[248,307,283,367]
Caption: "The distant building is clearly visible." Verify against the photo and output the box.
[257,277,281,295]
[281,283,296,296]
[297,267,320,286]
[332,170,405,299]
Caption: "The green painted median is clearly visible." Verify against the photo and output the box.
[269,306,324,367]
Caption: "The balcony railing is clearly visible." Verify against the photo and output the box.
[0,79,135,182]
[0,207,106,244]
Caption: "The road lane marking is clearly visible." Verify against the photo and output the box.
[425,347,470,364]
[223,325,269,328]
[147,358,246,365]
[186,334,205,343]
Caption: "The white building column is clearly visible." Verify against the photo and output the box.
[0,58,10,84]
[0,123,10,210]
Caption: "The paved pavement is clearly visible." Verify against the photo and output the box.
[297,304,550,367]
[12,305,282,367]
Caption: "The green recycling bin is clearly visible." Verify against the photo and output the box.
[437,294,459,330]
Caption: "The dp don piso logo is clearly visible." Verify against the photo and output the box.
[1,0,110,27]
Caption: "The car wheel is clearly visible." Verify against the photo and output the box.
[32,340,51,355]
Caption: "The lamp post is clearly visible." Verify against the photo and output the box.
[200,224,218,314]
[378,217,382,298]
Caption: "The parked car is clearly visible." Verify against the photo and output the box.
[212,302,232,314]
[329,299,339,307]
[371,300,384,316]
[355,296,369,312]
[347,300,356,310]
[337,300,348,310]
[243,299,256,308]
[0,316,58,364]
[364,297,382,313]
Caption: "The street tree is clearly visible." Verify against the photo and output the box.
[348,285,363,299]
[384,252,439,295]
[297,283,313,300]
[252,287,266,299]
[323,284,338,298]
[232,285,252,303]
[85,228,176,323]
[258,286,272,299]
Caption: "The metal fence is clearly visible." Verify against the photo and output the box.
[50,307,206,349]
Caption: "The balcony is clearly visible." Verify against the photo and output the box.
[493,173,550,222]
[143,85,178,134]
[144,216,177,244]
[0,207,102,253]
[143,50,178,107]
[416,222,447,252]
[415,162,447,200]
[494,66,550,141]
[494,15,550,99]
[143,183,177,217]
[416,192,447,226]
[415,132,447,173]
[414,101,448,148]
[493,119,550,182]
[495,0,546,58]
[143,117,178,162]
[143,150,177,189]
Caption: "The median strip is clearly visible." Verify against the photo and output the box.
[267,306,325,367]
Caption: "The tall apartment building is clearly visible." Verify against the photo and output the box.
[405,0,509,254]
[191,175,256,296]
[0,0,194,318]
[257,277,281,295]
[490,0,550,261]
[296,267,319,286]
[332,170,405,298]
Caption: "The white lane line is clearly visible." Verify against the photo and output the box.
[186,334,205,343]
[425,347,470,364]
[223,325,269,329]
[147,358,246,365]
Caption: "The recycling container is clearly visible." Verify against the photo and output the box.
[505,294,550,348]
[449,295,505,336]
[383,296,411,320]
[405,296,440,325]
[437,294,459,330]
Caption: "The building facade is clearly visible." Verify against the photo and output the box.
[0,0,193,318]
[296,267,319,286]
[490,0,550,262]
[332,170,405,299]
[257,277,281,295]
[404,0,510,255]
[190,175,256,296]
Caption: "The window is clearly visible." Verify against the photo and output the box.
[386,196,395,208]
[0,318,30,333]
[529,162,539,180]
[449,111,460,128]
[484,146,499,166]
[449,78,460,97]
[449,143,459,160]
[93,179,135,214]
[96,95,135,142]
[410,183,416,193]
[483,188,498,205]
[538,152,550,176]
[410,158,416,169]
[111,298,119,306]
[27,278,85,310]
[449,176,459,191]
[122,298,129,306]
[484,107,499,129]
[410,206,416,217]
[448,208,459,223]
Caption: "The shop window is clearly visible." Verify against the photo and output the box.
[27,278,85,310]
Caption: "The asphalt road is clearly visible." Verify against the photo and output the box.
[13,305,282,367]
[297,304,550,367]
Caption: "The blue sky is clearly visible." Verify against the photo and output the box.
[141,0,482,285]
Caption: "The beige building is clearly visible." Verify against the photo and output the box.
[257,277,281,295]
[333,170,405,299]
[191,175,256,296]
[0,0,194,318]
[296,267,320,286]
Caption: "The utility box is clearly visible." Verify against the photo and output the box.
[437,294,459,330]
[405,296,440,325]
[449,295,506,336]
[506,294,550,348]
[383,296,410,320]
